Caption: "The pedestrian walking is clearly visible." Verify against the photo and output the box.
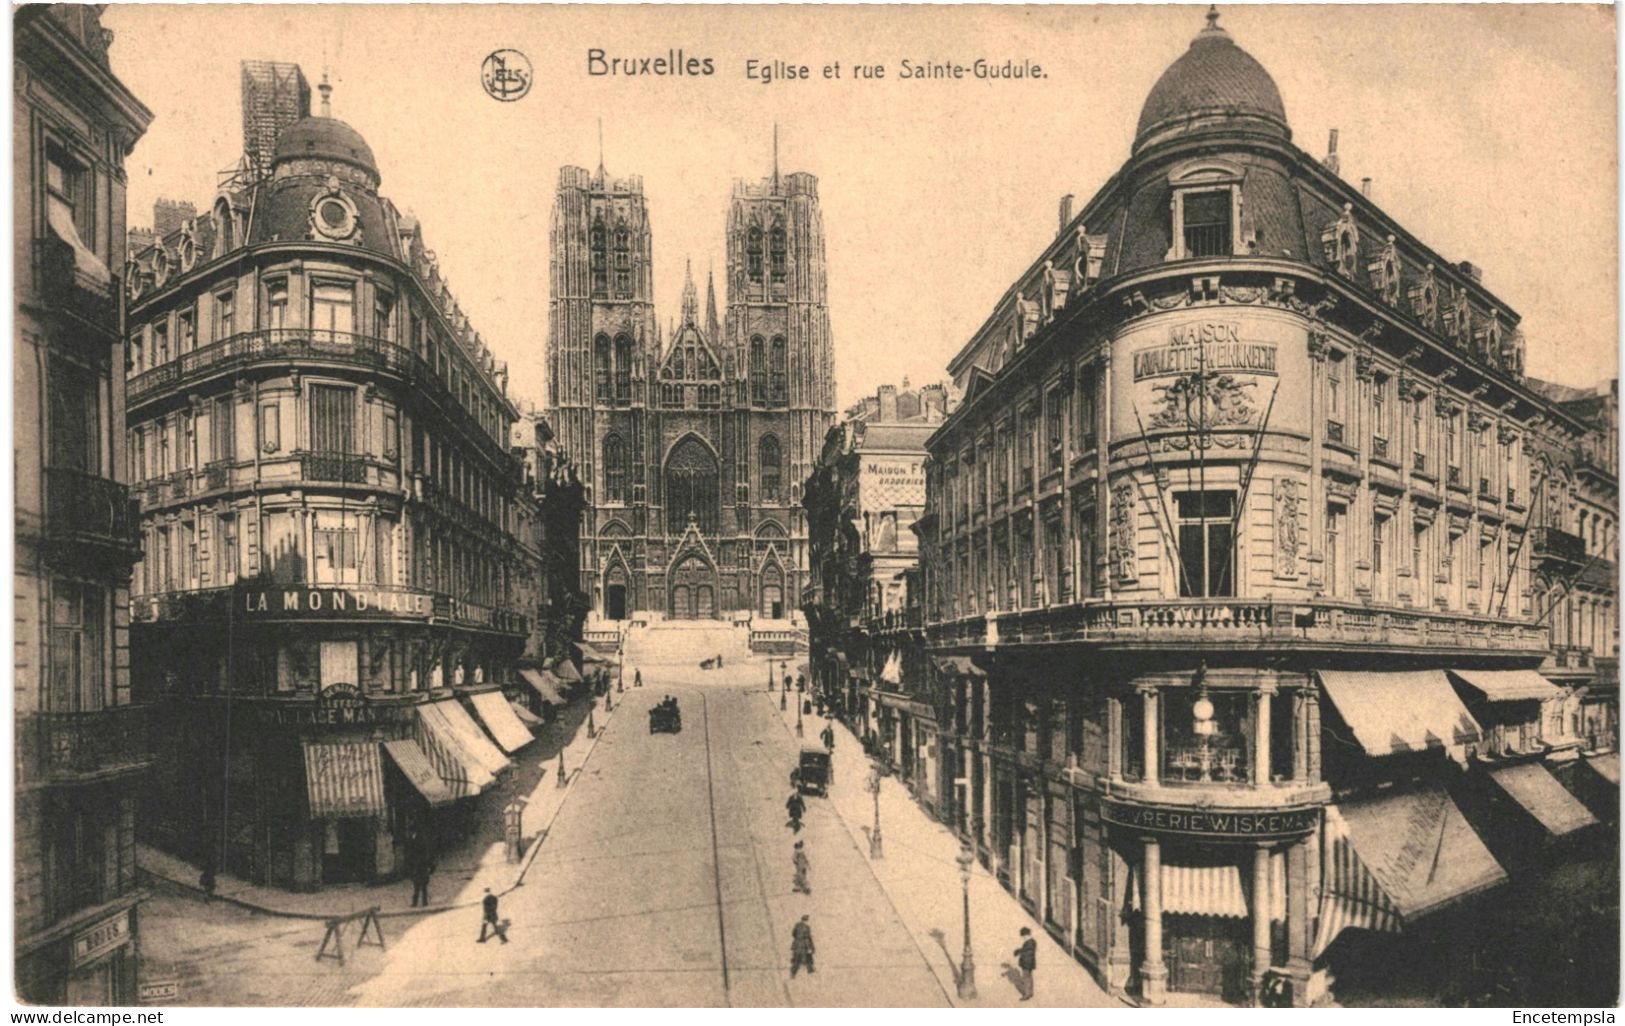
[784,673,793,693]
[792,840,811,894]
[478,887,509,944]
[786,790,806,832]
[790,915,816,977]
[717,652,724,668]
[797,674,806,693]
[199,848,217,902]
[634,668,643,688]
[821,723,835,750]
[407,831,433,907]
[1014,926,1037,1000]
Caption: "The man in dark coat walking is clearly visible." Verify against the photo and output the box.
[1014,926,1037,1000]
[478,887,508,944]
[790,915,816,976]
[786,790,806,832]
[407,832,433,907]
[821,723,835,750]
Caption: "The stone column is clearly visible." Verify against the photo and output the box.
[1286,836,1313,1007]
[1107,696,1123,781]
[1255,684,1275,785]
[1140,838,1167,1005]
[1250,844,1273,1005]
[1292,688,1310,782]
[1139,685,1159,783]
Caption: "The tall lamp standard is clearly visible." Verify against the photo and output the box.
[866,767,884,859]
[956,843,977,999]
[796,693,805,737]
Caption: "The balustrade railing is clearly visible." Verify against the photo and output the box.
[19,705,153,785]
[44,467,137,549]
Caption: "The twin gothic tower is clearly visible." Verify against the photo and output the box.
[547,158,835,621]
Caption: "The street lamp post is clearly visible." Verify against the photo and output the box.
[956,843,977,999]
[866,767,884,859]
[796,695,805,737]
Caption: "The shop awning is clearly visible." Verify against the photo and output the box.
[468,691,535,753]
[1317,670,1482,756]
[1584,752,1619,786]
[1314,785,1506,956]
[1489,763,1598,836]
[414,702,498,800]
[1130,853,1286,920]
[381,739,455,807]
[439,699,512,776]
[509,699,544,727]
[522,668,568,705]
[552,659,582,683]
[1448,669,1563,703]
[303,742,385,818]
[933,655,986,680]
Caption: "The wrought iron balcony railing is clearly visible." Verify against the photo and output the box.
[44,467,138,552]
[34,238,118,329]
[1533,526,1587,567]
[18,705,154,787]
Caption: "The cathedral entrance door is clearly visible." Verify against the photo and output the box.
[696,585,715,619]
[606,585,627,621]
[669,555,717,621]
[671,585,691,620]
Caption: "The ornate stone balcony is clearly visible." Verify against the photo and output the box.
[1533,526,1588,569]
[42,467,140,566]
[926,596,1549,658]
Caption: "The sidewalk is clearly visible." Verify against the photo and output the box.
[771,692,1206,1009]
[138,687,623,920]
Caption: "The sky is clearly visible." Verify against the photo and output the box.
[105,4,1619,413]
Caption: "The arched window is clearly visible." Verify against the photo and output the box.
[770,336,788,402]
[590,218,608,294]
[750,336,767,403]
[759,435,782,503]
[613,225,632,295]
[594,334,611,400]
[746,226,764,282]
[613,335,632,400]
[603,434,626,503]
[213,199,234,256]
[770,224,787,281]
[666,436,720,534]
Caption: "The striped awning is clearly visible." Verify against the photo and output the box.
[1314,786,1507,956]
[1131,854,1286,920]
[521,669,568,705]
[437,699,512,776]
[382,739,455,807]
[469,691,534,753]
[1489,762,1598,836]
[1317,670,1482,756]
[303,742,385,818]
[414,702,497,800]
[1448,669,1563,704]
[510,699,544,727]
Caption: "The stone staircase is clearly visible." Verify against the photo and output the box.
[622,619,754,671]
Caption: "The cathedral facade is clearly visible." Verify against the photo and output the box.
[548,160,834,621]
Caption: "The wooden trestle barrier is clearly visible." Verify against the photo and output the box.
[315,906,386,965]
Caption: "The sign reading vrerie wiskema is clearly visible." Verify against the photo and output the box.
[1101,797,1318,840]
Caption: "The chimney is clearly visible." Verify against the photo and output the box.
[1323,129,1340,175]
[1058,194,1075,232]
[1458,261,1483,283]
[878,384,898,423]
[153,198,197,238]
[1360,177,1372,199]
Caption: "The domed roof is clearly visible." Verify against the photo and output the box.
[1135,9,1288,152]
[272,116,378,178]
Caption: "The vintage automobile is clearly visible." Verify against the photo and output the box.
[649,697,682,734]
[797,746,832,796]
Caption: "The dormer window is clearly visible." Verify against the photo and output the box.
[1181,190,1232,257]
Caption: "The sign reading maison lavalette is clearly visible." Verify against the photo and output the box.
[1102,797,1318,839]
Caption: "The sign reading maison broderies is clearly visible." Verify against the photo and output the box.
[1101,797,1318,840]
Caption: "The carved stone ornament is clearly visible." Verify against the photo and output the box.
[1109,480,1139,583]
[1409,263,1439,329]
[310,184,360,243]
[1307,330,1332,362]
[1498,425,1519,447]
[1274,477,1301,578]
[1446,285,1473,347]
[1368,234,1402,306]
[1322,203,1361,277]
[1354,348,1376,381]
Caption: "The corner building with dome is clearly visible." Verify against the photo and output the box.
[914,11,1617,1007]
[548,159,835,624]
[121,67,556,891]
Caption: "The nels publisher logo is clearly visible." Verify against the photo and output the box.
[482,49,532,101]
